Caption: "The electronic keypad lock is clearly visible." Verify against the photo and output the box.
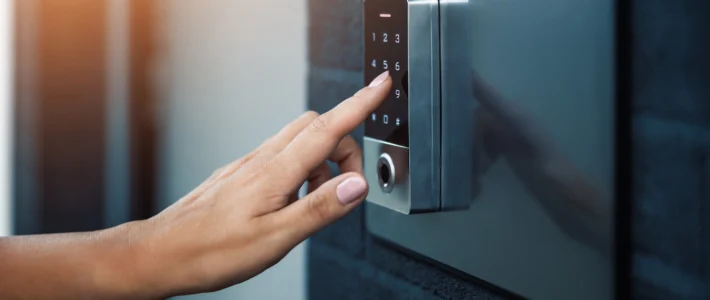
[363,0,476,214]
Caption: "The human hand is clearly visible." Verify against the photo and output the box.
[112,71,392,298]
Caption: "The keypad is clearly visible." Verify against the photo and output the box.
[364,0,409,147]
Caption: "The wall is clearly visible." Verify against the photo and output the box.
[9,0,140,235]
[0,0,12,237]
[631,1,710,298]
[155,0,307,299]
[307,0,709,299]
[12,0,109,234]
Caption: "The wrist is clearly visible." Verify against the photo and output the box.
[92,220,173,299]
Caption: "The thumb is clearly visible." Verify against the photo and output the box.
[273,172,369,245]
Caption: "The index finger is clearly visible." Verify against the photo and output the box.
[262,71,391,190]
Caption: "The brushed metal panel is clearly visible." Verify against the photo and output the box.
[367,0,616,298]
[364,0,441,214]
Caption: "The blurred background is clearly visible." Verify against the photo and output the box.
[2,1,709,300]
[0,0,307,299]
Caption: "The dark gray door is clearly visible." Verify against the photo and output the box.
[367,1,617,299]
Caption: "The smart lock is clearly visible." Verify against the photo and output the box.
[363,0,475,214]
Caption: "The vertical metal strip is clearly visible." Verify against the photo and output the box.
[13,0,41,234]
[0,0,13,236]
[104,0,131,228]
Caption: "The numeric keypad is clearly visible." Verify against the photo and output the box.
[364,0,409,147]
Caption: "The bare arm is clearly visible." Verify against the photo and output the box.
[0,224,154,299]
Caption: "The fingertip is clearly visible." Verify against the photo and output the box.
[335,174,368,206]
[351,73,391,110]
[368,71,391,88]
[267,172,369,247]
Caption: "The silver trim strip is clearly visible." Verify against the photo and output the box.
[363,137,409,150]
[439,0,477,209]
[407,0,441,212]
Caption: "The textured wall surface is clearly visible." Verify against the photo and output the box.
[631,1,710,298]
[307,0,709,299]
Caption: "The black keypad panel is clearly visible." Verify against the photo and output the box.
[364,0,409,148]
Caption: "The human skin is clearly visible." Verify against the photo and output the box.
[0,71,393,300]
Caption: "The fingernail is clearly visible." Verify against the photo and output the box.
[336,177,368,205]
[369,71,389,87]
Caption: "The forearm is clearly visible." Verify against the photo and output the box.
[0,222,166,300]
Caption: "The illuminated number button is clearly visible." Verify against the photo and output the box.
[383,33,388,43]
[371,59,377,68]
[396,118,401,126]
[383,60,388,70]
[383,115,389,125]
[395,89,401,99]
[372,32,376,42]
[395,34,400,43]
[395,62,400,71]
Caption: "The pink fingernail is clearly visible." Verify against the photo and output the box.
[336,177,368,205]
[369,71,389,87]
